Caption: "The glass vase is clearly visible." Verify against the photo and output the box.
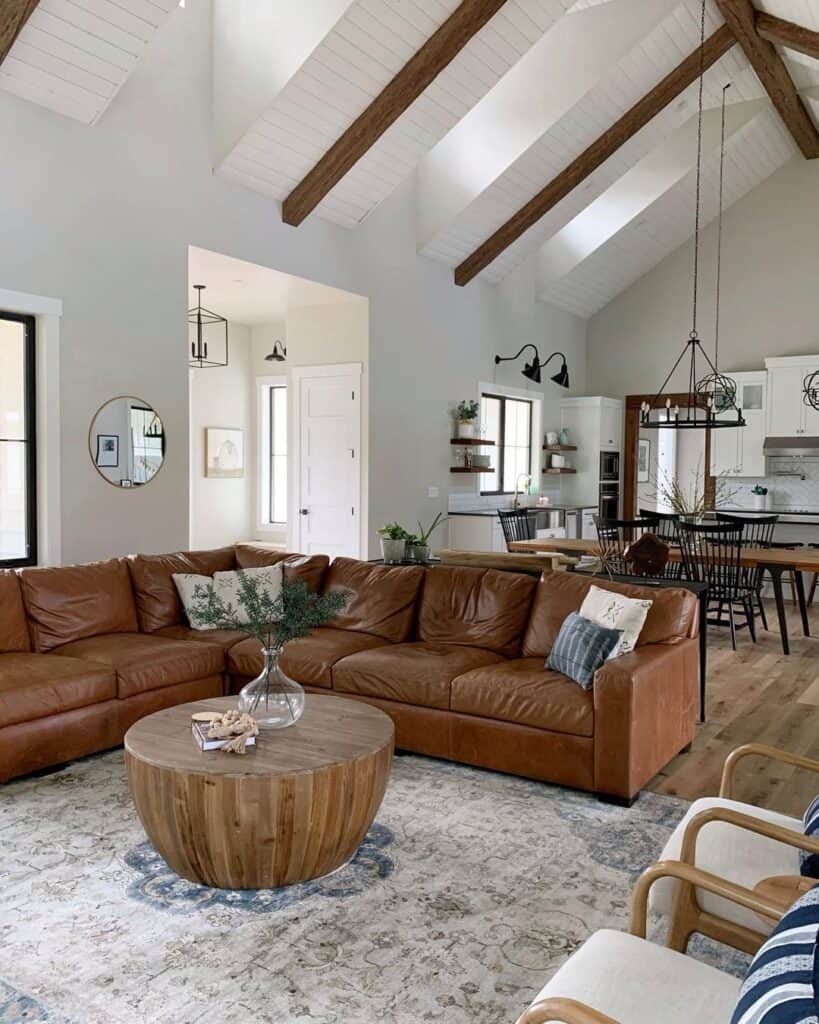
[237,647,305,730]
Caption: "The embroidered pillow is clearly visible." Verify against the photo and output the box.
[579,585,653,658]
[546,612,622,690]
[730,884,819,1024]
[173,565,283,629]
[802,795,819,879]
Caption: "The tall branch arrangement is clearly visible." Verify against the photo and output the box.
[190,573,350,651]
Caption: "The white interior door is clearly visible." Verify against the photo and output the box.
[292,364,361,558]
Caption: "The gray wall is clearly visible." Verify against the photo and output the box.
[586,157,819,400]
[0,0,586,563]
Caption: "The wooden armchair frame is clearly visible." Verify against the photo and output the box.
[662,743,819,955]
[516,860,781,1024]
[719,742,819,799]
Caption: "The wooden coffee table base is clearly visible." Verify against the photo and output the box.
[125,695,393,890]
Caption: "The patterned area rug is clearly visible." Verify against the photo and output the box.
[0,750,748,1023]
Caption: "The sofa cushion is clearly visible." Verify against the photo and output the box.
[334,642,504,710]
[0,570,30,652]
[20,559,139,653]
[128,548,237,632]
[228,628,390,690]
[53,633,224,699]
[523,570,698,658]
[0,652,116,728]
[451,657,595,737]
[155,625,249,651]
[234,543,289,569]
[323,558,425,642]
[547,612,623,690]
[417,566,537,657]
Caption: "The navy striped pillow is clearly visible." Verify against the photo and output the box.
[803,796,819,879]
[546,612,622,690]
[730,884,819,1024]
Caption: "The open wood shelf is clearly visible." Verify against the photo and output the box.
[543,444,577,451]
[542,467,577,474]
[450,466,493,474]
[450,438,495,446]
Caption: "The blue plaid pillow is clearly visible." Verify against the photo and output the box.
[730,884,819,1024]
[546,612,622,689]
[803,795,819,879]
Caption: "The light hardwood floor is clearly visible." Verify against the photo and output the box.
[649,601,819,816]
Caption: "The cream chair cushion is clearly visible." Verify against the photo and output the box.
[649,797,802,934]
[526,929,739,1024]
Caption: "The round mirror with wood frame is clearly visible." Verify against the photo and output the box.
[89,396,166,488]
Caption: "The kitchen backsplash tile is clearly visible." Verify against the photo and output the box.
[718,457,819,512]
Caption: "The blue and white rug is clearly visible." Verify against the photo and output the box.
[0,750,746,1023]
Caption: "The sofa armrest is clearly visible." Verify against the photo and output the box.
[517,998,619,1024]
[593,640,698,801]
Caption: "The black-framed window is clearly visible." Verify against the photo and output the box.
[480,392,533,495]
[268,385,287,524]
[0,311,37,567]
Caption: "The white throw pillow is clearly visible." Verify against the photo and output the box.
[578,585,652,658]
[172,565,283,629]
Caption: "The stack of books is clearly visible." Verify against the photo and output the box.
[191,719,257,751]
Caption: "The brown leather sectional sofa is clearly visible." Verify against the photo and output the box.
[0,545,699,803]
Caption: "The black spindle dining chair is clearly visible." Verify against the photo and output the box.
[716,513,778,631]
[593,515,660,577]
[497,509,538,549]
[677,520,752,650]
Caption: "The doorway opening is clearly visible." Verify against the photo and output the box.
[187,246,369,558]
[623,393,714,519]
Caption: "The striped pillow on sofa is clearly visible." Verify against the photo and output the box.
[802,796,819,879]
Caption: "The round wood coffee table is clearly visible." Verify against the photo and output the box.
[124,694,394,890]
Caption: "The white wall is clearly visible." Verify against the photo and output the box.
[189,323,252,549]
[586,157,819,400]
[0,0,586,563]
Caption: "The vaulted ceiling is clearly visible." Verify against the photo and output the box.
[2,0,819,319]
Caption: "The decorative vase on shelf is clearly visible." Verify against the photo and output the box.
[238,647,305,730]
[457,420,475,439]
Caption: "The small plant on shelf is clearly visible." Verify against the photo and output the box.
[456,399,480,439]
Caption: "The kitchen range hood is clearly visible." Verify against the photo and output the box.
[764,436,819,458]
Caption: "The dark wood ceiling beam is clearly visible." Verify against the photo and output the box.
[755,10,819,62]
[282,0,510,227]
[716,0,819,159]
[0,0,38,66]
[454,25,735,287]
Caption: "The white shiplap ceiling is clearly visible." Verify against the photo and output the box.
[3,0,818,318]
[0,0,179,124]
[214,0,819,317]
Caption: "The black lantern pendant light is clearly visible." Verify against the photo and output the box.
[188,284,229,369]
[640,3,744,432]
[494,345,570,388]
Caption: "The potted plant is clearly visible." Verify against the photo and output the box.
[455,399,480,439]
[378,522,409,563]
[751,484,770,511]
[188,574,349,730]
[406,512,449,562]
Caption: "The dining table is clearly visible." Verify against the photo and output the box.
[509,537,819,657]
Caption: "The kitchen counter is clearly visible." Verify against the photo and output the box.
[449,503,596,517]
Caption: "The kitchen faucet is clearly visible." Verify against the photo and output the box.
[513,473,532,510]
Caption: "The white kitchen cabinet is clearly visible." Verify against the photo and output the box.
[558,397,623,505]
[710,371,766,478]
[766,356,819,436]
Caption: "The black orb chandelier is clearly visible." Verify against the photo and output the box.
[640,7,744,432]
[804,370,819,411]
